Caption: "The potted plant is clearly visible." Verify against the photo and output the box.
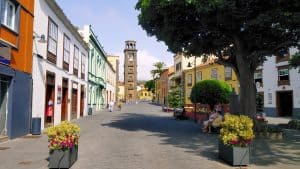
[45,121,80,168]
[219,114,254,166]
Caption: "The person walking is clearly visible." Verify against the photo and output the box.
[108,101,114,112]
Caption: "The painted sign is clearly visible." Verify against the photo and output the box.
[0,46,11,65]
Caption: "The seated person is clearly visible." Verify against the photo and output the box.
[202,109,220,133]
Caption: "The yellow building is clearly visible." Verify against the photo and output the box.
[184,61,239,106]
[117,82,125,102]
[138,85,153,101]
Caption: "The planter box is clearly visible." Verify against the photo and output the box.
[49,146,78,168]
[219,141,250,166]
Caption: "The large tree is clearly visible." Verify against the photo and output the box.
[136,0,300,117]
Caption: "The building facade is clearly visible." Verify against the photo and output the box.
[183,61,239,106]
[104,61,116,106]
[256,49,300,118]
[117,81,125,102]
[137,84,153,101]
[0,0,34,139]
[107,55,119,102]
[32,0,89,130]
[79,25,106,111]
[173,53,202,86]
[156,66,174,105]
[124,40,138,102]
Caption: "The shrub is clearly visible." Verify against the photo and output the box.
[45,121,80,151]
[220,114,254,147]
[190,80,231,110]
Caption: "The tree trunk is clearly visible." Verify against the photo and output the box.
[235,39,257,118]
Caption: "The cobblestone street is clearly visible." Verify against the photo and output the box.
[0,103,299,169]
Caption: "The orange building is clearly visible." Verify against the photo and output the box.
[0,0,34,139]
[156,66,174,105]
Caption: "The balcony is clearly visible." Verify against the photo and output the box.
[278,80,290,86]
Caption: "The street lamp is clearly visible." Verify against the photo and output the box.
[187,56,197,123]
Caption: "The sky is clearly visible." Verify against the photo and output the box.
[56,0,174,81]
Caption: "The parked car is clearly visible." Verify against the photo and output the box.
[173,108,186,120]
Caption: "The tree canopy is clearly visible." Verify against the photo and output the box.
[289,52,300,72]
[190,80,232,110]
[136,0,300,117]
[168,87,183,108]
[145,80,155,93]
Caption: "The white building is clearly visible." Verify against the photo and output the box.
[256,48,300,118]
[104,62,117,106]
[32,0,89,129]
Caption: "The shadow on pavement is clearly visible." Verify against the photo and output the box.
[101,113,224,164]
[101,112,300,168]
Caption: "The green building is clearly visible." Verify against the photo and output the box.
[80,25,106,110]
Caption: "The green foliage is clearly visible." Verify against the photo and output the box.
[288,120,300,130]
[190,80,231,109]
[145,80,155,93]
[150,61,166,79]
[289,52,300,72]
[256,93,264,112]
[168,87,183,108]
[136,0,300,117]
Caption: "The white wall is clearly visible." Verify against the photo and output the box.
[258,52,300,111]
[32,0,88,129]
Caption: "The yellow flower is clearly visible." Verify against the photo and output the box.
[220,114,254,147]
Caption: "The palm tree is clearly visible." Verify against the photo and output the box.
[150,61,166,79]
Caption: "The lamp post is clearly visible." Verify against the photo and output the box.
[187,56,197,123]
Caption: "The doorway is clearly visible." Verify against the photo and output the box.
[0,75,10,136]
[71,82,78,120]
[80,85,84,117]
[277,91,293,117]
[61,78,68,121]
[45,72,55,128]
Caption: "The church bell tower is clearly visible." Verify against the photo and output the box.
[124,40,137,102]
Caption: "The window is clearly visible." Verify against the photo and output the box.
[196,71,202,82]
[1,0,19,31]
[225,66,232,80]
[211,68,218,79]
[63,35,70,70]
[254,70,263,88]
[176,62,182,72]
[187,74,192,86]
[81,53,86,79]
[278,67,290,85]
[47,18,58,63]
[73,45,79,76]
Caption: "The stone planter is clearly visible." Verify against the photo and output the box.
[49,146,78,168]
[219,141,250,166]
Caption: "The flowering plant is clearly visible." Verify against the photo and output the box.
[220,114,254,147]
[45,121,80,151]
